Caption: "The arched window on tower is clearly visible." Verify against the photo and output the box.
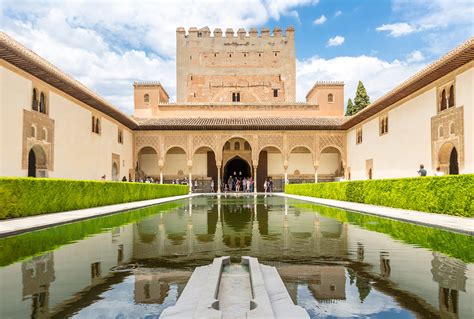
[440,89,447,111]
[328,93,334,103]
[31,125,36,138]
[448,85,455,108]
[32,89,38,111]
[39,92,46,114]
[144,94,150,103]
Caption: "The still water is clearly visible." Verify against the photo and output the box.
[0,195,472,318]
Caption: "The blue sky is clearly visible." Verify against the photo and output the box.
[1,0,473,114]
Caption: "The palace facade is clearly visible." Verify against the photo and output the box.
[0,28,473,192]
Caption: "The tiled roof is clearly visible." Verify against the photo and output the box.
[134,117,346,130]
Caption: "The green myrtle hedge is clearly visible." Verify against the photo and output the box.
[0,177,188,219]
[285,174,474,217]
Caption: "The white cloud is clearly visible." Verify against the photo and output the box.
[327,35,345,47]
[296,53,425,104]
[376,22,417,37]
[334,10,342,17]
[0,0,318,114]
[313,15,327,25]
[406,50,425,63]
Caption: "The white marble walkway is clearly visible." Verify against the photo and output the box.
[276,193,474,235]
[0,193,198,237]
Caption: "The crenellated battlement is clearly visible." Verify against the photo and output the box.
[176,26,294,39]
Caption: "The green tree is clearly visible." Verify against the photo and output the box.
[353,80,370,114]
[345,98,355,116]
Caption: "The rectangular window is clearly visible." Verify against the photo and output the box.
[379,115,389,135]
[232,92,240,102]
[273,89,278,97]
[118,129,123,144]
[356,127,363,144]
[91,262,101,279]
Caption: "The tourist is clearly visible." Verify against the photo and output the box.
[264,178,268,193]
[210,180,215,192]
[236,179,241,192]
[434,167,444,176]
[101,174,106,181]
[224,183,228,193]
[194,180,198,192]
[269,177,273,193]
[242,178,247,192]
[246,177,251,192]
[122,176,127,182]
[227,176,233,192]
[417,164,427,176]
[249,177,253,192]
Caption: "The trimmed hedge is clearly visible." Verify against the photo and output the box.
[0,202,182,266]
[0,177,188,219]
[285,174,474,217]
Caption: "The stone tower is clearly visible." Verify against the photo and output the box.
[176,26,296,103]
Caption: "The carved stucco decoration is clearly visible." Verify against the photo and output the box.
[164,135,188,154]
[192,134,218,155]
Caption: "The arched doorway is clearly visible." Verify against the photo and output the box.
[224,156,251,190]
[449,148,459,175]
[438,142,459,175]
[28,149,36,177]
[27,145,47,178]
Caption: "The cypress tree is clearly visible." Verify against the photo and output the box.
[345,98,355,116]
[353,81,370,114]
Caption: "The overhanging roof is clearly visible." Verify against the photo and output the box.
[135,117,346,130]
[341,37,474,129]
[0,32,138,129]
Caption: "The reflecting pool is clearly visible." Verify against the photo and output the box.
[0,195,472,318]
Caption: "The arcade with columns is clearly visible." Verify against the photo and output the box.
[134,131,346,192]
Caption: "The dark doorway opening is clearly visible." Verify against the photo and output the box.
[223,157,251,187]
[28,149,36,177]
[449,147,459,175]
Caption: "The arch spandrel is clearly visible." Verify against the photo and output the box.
[134,135,161,160]
[317,134,347,166]
[192,135,218,156]
[257,134,284,155]
[163,135,188,154]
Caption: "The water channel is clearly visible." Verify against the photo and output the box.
[0,195,472,318]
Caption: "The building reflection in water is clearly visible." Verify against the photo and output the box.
[133,269,190,305]
[22,252,55,318]
[132,195,348,260]
[431,252,467,319]
[12,196,471,319]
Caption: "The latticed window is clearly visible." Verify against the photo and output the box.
[144,94,150,103]
[440,89,447,111]
[234,142,240,150]
[380,115,389,135]
[356,127,363,144]
[39,92,47,114]
[32,89,38,111]
[448,85,455,107]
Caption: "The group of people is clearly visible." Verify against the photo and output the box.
[263,177,274,193]
[417,164,445,177]
[225,176,254,193]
